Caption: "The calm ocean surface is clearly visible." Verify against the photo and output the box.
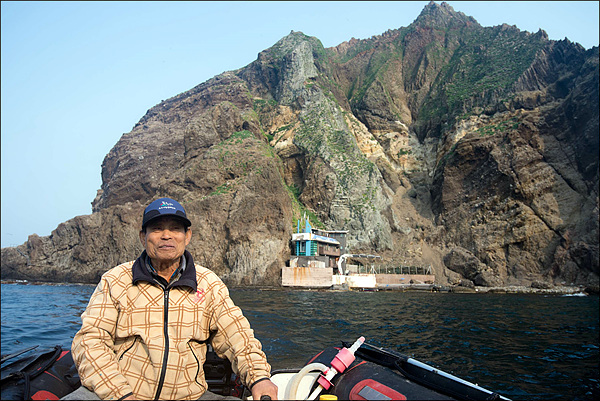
[1,283,598,400]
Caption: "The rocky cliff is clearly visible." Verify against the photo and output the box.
[2,2,598,291]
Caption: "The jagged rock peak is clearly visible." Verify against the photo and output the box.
[414,1,478,28]
[262,30,324,61]
[2,2,598,293]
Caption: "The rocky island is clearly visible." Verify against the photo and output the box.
[2,2,598,293]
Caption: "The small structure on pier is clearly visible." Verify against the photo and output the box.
[289,215,347,271]
[282,215,435,290]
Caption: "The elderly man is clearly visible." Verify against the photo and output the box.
[69,197,278,400]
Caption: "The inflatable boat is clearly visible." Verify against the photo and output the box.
[1,338,510,400]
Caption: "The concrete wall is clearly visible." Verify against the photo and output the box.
[345,274,377,289]
[375,274,435,285]
[282,267,333,288]
[290,256,328,268]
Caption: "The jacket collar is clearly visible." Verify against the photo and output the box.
[132,250,197,292]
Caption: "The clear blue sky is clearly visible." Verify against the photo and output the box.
[1,1,598,248]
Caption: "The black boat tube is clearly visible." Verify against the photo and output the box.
[398,356,509,401]
[0,346,39,364]
[349,342,511,401]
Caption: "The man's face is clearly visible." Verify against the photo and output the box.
[139,216,192,265]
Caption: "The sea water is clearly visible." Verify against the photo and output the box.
[1,283,598,400]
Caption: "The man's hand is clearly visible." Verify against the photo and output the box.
[251,378,278,400]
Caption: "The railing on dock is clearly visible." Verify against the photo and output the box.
[353,264,433,275]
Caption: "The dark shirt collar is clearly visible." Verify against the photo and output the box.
[132,250,197,292]
[145,253,186,282]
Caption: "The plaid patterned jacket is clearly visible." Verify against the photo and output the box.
[71,250,271,400]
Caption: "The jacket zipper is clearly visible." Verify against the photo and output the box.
[153,287,170,401]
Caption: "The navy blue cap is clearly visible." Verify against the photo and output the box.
[142,198,191,229]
